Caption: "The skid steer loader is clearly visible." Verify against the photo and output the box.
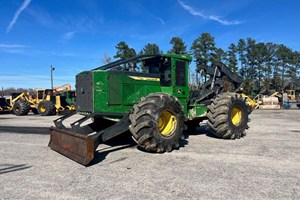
[49,54,253,165]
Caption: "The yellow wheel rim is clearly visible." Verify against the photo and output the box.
[40,105,46,112]
[158,110,177,137]
[69,104,76,110]
[231,106,242,126]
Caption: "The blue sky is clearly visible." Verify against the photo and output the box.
[1,0,300,89]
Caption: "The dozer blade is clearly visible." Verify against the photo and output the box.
[48,127,95,166]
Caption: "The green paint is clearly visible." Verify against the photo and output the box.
[188,102,208,120]
[76,54,208,120]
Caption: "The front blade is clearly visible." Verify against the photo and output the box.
[48,127,95,165]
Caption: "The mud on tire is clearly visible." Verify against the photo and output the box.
[129,93,186,153]
[207,92,249,139]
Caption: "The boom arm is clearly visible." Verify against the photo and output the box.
[53,84,71,92]
[191,62,243,104]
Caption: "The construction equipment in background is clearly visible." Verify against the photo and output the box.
[53,84,72,93]
[53,84,76,110]
[286,90,296,101]
[9,89,54,116]
[254,92,280,110]
[0,97,10,113]
[9,91,41,115]
[57,90,76,110]
[260,95,281,109]
[254,89,300,109]
[10,88,76,116]
[48,54,253,165]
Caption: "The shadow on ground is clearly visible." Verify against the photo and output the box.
[184,124,220,139]
[0,164,31,175]
[0,126,49,134]
[89,130,190,165]
[90,123,219,164]
[88,132,136,166]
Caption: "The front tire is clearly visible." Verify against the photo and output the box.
[12,100,30,116]
[207,92,249,139]
[129,93,186,153]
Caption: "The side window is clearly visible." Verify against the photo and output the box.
[175,61,186,86]
[37,91,43,99]
[142,59,160,74]
[160,58,171,86]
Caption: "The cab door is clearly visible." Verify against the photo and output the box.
[172,58,189,112]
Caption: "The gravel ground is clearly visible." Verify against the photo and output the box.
[0,110,299,200]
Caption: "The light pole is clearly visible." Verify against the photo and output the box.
[50,65,55,89]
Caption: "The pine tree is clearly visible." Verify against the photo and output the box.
[190,33,216,83]
[237,39,247,78]
[168,37,187,54]
[140,43,162,55]
[226,43,238,73]
[114,41,137,71]
[114,41,136,60]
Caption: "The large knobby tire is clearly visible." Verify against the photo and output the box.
[37,100,56,116]
[129,93,186,153]
[207,92,249,139]
[12,100,30,116]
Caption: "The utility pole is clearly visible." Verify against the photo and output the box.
[50,65,55,89]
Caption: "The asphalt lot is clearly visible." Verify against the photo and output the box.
[0,110,299,200]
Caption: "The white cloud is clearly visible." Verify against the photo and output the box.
[208,15,241,26]
[6,0,32,33]
[0,43,28,54]
[178,0,241,25]
[0,44,27,48]
[155,17,165,25]
[61,31,76,41]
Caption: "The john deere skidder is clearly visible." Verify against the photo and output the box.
[49,54,252,165]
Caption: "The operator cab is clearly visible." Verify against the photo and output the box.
[141,56,172,86]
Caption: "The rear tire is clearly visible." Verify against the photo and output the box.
[37,100,55,116]
[129,93,186,153]
[12,100,30,116]
[207,92,249,139]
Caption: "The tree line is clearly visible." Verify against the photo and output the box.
[1,88,35,97]
[108,33,300,96]
[2,33,299,96]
